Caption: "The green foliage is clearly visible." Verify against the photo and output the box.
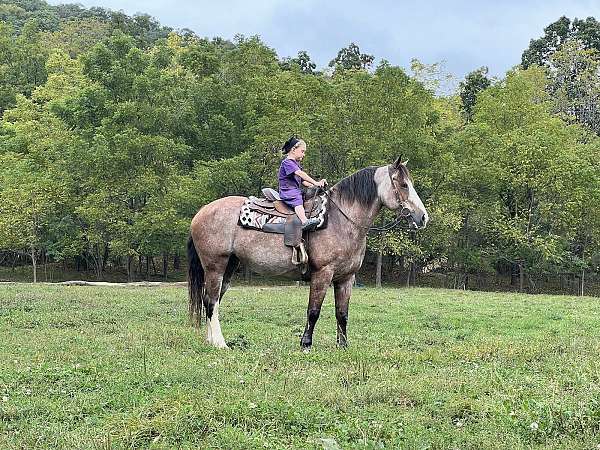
[280,50,317,75]
[0,0,171,45]
[445,67,600,282]
[523,17,600,137]
[0,19,49,112]
[0,1,599,288]
[521,16,600,69]
[458,66,491,121]
[328,42,374,71]
[547,40,600,135]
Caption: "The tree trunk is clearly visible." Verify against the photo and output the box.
[173,255,181,270]
[94,244,103,280]
[375,248,383,288]
[30,245,37,283]
[510,263,518,286]
[127,256,133,282]
[580,270,585,297]
[518,262,524,292]
[102,244,110,272]
[405,263,411,288]
[43,251,47,282]
[95,259,103,280]
[163,254,168,280]
[151,257,157,275]
[145,256,150,279]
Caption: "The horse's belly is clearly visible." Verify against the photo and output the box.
[233,228,302,278]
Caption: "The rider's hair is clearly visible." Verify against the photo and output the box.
[282,137,304,154]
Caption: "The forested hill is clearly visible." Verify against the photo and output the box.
[0,1,599,295]
[0,0,171,44]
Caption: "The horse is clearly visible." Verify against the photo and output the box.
[187,157,429,350]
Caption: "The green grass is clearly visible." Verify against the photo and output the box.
[2,284,600,449]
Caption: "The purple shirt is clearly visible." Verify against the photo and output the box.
[278,158,303,206]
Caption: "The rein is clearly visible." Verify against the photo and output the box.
[318,185,412,234]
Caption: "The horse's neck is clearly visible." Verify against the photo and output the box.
[329,190,382,237]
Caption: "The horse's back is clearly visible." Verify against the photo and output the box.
[192,196,246,220]
[190,196,246,257]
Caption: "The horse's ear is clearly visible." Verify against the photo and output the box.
[392,156,408,168]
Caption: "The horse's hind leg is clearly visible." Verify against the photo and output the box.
[203,256,233,349]
[220,255,239,300]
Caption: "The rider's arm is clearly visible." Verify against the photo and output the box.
[294,170,319,186]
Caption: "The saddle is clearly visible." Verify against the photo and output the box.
[238,188,328,272]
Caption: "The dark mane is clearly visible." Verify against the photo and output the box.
[333,166,378,207]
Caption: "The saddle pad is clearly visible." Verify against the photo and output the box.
[239,193,328,231]
[239,209,286,230]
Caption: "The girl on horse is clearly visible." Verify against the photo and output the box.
[278,137,327,230]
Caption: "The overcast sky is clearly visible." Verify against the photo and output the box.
[48,0,600,84]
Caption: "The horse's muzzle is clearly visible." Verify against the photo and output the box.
[400,208,428,230]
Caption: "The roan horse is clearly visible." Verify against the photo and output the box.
[187,157,429,350]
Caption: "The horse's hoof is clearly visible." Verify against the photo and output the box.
[302,346,311,354]
[213,341,230,350]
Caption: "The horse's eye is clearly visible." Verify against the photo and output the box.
[400,183,409,189]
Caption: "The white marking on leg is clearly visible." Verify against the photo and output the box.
[206,312,213,345]
[209,302,228,349]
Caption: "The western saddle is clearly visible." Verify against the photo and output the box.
[238,187,328,273]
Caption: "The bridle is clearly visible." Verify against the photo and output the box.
[318,165,414,234]
[387,165,414,222]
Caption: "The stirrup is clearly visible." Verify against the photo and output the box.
[291,243,308,266]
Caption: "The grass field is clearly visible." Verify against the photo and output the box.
[2,284,600,449]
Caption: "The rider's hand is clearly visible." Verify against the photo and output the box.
[317,179,327,188]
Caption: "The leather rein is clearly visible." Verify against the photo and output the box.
[316,166,413,234]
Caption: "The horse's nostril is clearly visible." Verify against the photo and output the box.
[421,214,427,225]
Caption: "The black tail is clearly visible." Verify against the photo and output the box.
[187,236,205,327]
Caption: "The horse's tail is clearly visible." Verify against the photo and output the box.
[187,235,204,327]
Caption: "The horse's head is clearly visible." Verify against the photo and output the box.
[376,157,429,229]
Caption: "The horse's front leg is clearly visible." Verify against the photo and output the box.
[300,269,334,350]
[334,274,354,348]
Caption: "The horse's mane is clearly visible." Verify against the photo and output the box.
[333,166,378,207]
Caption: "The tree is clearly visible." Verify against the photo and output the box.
[458,66,491,121]
[451,67,599,291]
[520,16,600,69]
[44,18,112,57]
[0,19,49,113]
[280,50,317,75]
[522,17,600,136]
[521,16,572,69]
[328,42,374,71]
[0,77,85,278]
[547,40,600,135]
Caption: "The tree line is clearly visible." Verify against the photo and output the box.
[0,2,599,294]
